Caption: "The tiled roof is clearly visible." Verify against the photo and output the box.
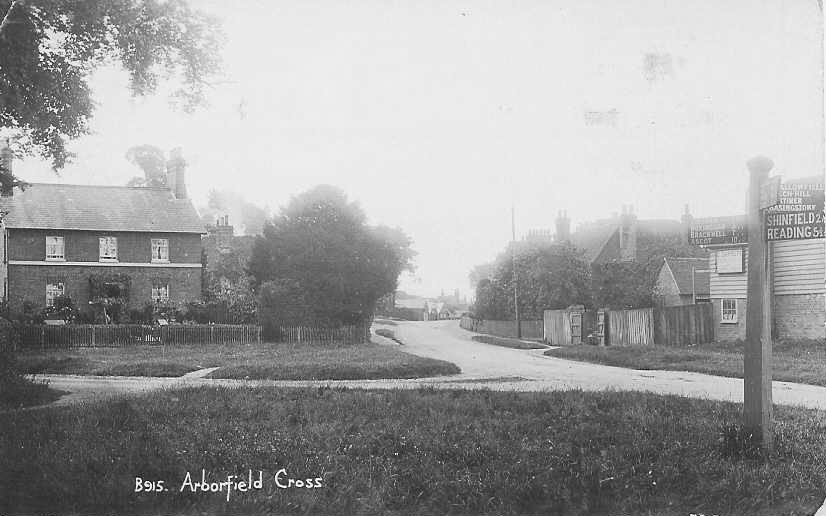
[571,223,618,263]
[665,257,710,296]
[0,183,205,233]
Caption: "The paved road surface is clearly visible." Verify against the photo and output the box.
[25,320,826,410]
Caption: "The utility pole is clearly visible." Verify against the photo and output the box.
[511,203,521,339]
[744,156,774,450]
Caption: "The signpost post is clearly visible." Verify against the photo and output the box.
[744,156,774,450]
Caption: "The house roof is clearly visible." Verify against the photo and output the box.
[0,183,205,233]
[664,257,710,296]
[571,222,619,263]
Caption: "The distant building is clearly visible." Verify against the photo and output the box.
[653,257,710,306]
[0,143,204,314]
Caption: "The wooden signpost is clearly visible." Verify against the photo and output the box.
[744,156,774,450]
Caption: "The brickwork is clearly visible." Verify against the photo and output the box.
[7,264,201,313]
[773,293,826,340]
[712,298,747,342]
[8,229,201,263]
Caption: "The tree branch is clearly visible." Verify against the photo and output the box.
[0,0,25,40]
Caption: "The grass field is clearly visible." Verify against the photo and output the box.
[544,339,826,386]
[1,387,824,515]
[15,341,461,380]
[471,334,547,350]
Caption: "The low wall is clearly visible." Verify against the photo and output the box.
[460,316,543,339]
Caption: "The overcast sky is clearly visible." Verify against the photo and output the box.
[13,0,824,299]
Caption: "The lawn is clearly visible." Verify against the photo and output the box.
[545,339,826,386]
[472,334,547,350]
[15,341,461,380]
[1,387,825,515]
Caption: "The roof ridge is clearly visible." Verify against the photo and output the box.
[26,182,171,191]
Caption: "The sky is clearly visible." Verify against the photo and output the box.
[11,0,825,299]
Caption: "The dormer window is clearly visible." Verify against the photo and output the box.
[151,238,169,263]
[99,237,118,262]
[46,236,64,261]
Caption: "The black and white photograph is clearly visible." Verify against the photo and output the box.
[1,0,825,514]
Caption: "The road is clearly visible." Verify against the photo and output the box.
[25,320,826,411]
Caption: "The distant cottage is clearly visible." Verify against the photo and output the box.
[0,142,204,315]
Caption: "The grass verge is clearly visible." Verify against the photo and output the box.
[1,387,825,515]
[544,339,826,386]
[16,342,461,380]
[0,358,63,411]
[472,334,547,350]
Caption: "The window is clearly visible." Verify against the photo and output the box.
[46,280,65,307]
[151,238,169,262]
[721,299,738,324]
[46,236,64,261]
[151,283,169,304]
[99,237,118,262]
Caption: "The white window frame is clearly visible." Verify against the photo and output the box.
[151,283,170,304]
[151,238,169,263]
[46,280,65,307]
[99,236,118,262]
[721,298,738,324]
[45,236,65,261]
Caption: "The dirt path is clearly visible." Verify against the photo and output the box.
[27,320,826,411]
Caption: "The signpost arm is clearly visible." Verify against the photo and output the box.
[744,156,774,450]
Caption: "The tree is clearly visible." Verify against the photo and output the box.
[471,241,592,320]
[0,0,223,170]
[249,185,415,327]
[590,232,708,309]
[201,189,269,235]
[125,144,167,187]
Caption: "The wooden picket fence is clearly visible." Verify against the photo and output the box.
[274,324,370,344]
[653,303,715,347]
[459,316,543,339]
[16,324,261,349]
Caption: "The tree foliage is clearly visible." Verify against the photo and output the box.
[125,144,167,187]
[249,185,415,327]
[591,232,707,309]
[472,241,592,320]
[0,0,223,169]
[201,189,269,235]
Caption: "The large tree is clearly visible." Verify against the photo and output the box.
[0,0,222,171]
[249,185,415,327]
[472,241,592,320]
[124,144,167,187]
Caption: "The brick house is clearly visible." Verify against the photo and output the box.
[652,257,710,307]
[0,150,205,317]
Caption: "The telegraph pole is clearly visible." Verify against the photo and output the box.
[744,156,774,450]
[511,203,521,339]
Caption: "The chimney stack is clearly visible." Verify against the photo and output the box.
[0,138,14,197]
[166,148,187,199]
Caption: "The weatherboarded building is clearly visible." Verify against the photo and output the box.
[706,240,825,341]
[693,176,826,341]
[0,161,204,315]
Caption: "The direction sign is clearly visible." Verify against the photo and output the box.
[764,180,825,241]
[759,176,781,209]
[689,215,748,246]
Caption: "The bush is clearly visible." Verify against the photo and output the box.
[0,318,55,410]
[42,295,78,322]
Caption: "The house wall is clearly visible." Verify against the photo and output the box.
[711,297,747,341]
[771,239,825,339]
[7,264,201,312]
[652,264,683,307]
[708,241,825,341]
[5,228,203,312]
[8,229,201,263]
